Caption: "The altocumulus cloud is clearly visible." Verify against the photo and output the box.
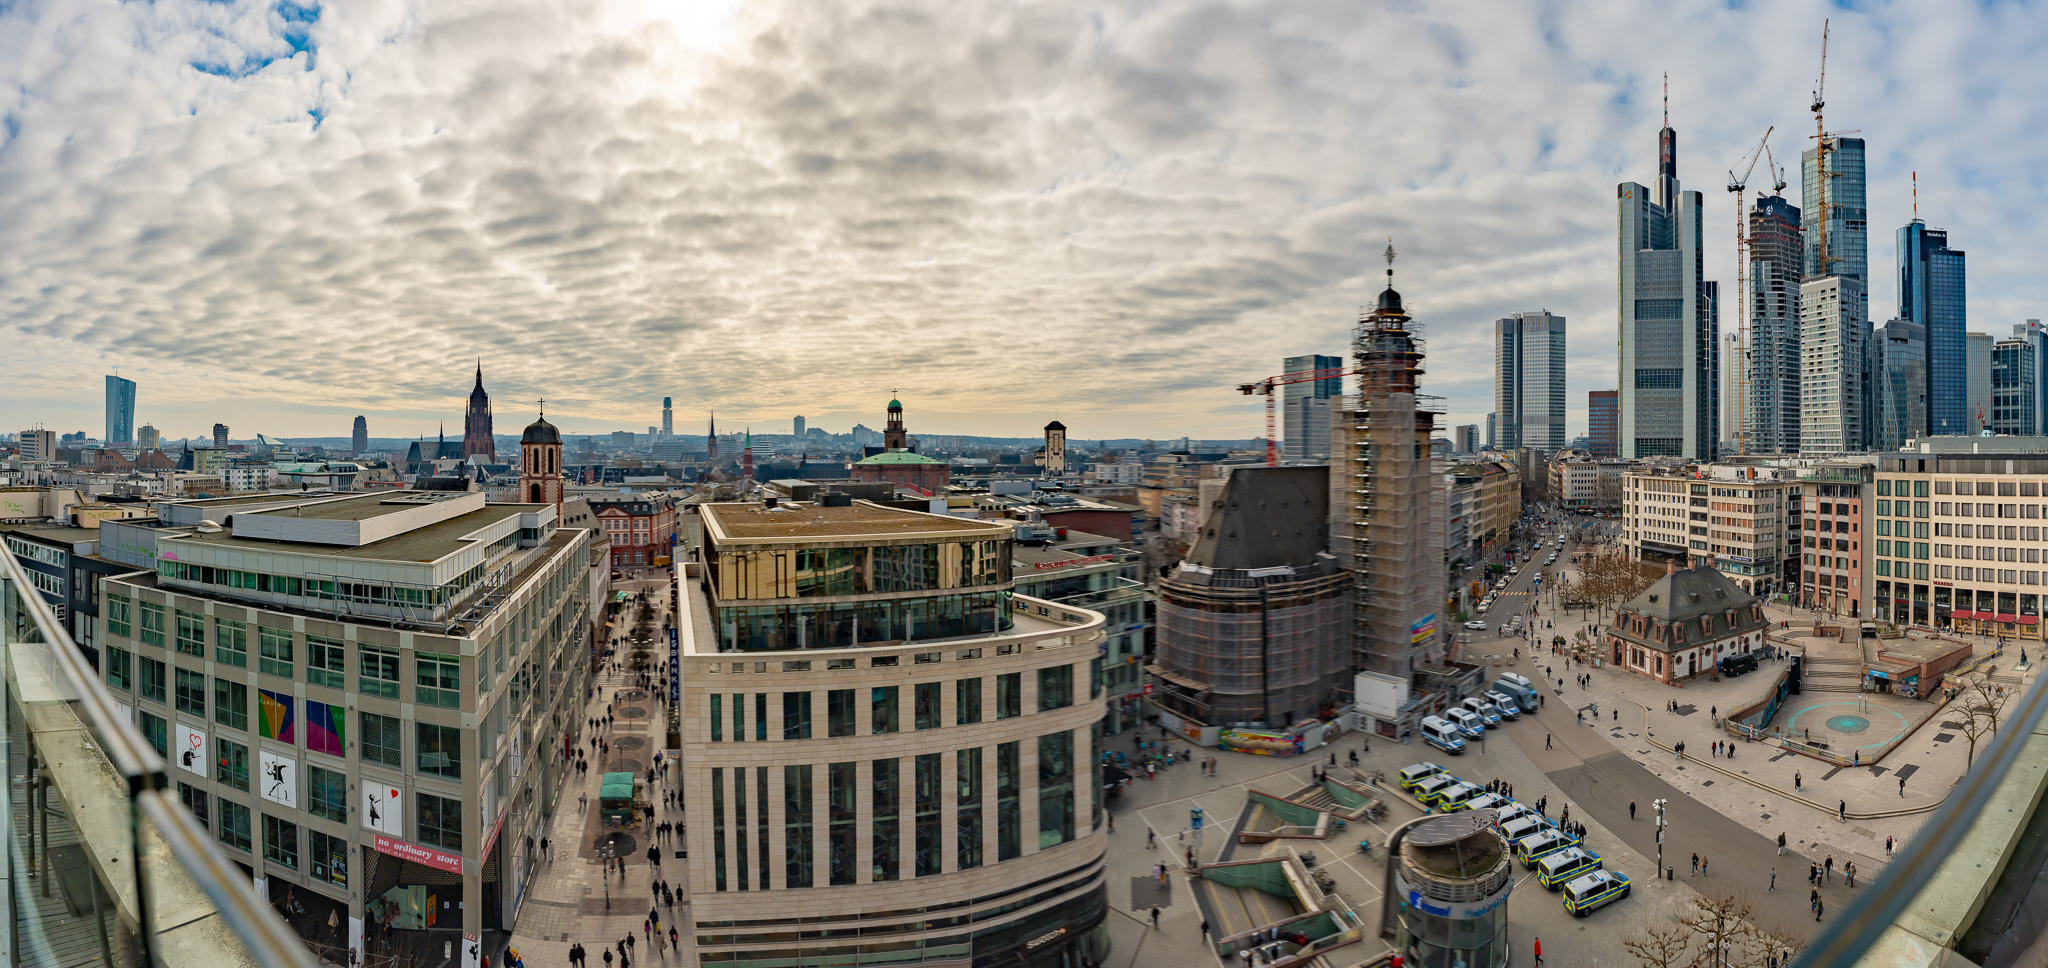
[1,0,2045,439]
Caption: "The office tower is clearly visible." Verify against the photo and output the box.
[1867,319,1927,451]
[662,397,673,438]
[1618,112,1718,459]
[681,502,1106,966]
[793,415,805,439]
[1588,390,1619,457]
[1898,220,1968,435]
[1968,332,1994,434]
[1453,424,1479,455]
[352,416,369,454]
[1281,354,1342,460]
[1798,277,1865,455]
[1042,420,1067,474]
[1334,250,1444,678]
[1492,312,1567,453]
[1485,413,1496,450]
[20,429,56,461]
[2019,320,2048,434]
[463,362,496,461]
[1803,137,1869,297]
[1745,195,1803,454]
[137,425,161,450]
[1991,337,2038,436]
[212,423,229,449]
[105,374,137,446]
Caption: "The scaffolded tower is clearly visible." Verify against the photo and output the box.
[1340,243,1447,678]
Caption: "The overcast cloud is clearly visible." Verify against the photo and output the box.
[2,0,2044,442]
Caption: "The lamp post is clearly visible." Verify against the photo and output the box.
[1653,799,1667,882]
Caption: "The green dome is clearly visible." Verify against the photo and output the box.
[889,398,902,409]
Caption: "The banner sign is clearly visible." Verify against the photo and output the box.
[374,834,463,875]
[669,626,681,703]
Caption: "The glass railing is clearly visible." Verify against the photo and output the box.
[2,546,316,968]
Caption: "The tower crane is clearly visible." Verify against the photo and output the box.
[1811,20,1833,277]
[1238,365,1352,466]
[1727,126,1779,455]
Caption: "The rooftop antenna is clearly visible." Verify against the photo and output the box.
[1912,171,1918,218]
[1662,71,1668,128]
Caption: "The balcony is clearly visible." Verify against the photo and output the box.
[2,547,315,968]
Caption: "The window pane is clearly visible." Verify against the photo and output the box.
[216,737,249,791]
[870,686,898,734]
[259,627,294,678]
[105,647,132,691]
[827,690,854,737]
[956,677,982,725]
[915,753,941,877]
[214,619,247,667]
[307,636,346,689]
[996,673,1021,719]
[828,762,856,886]
[417,722,460,778]
[175,668,207,717]
[218,800,252,852]
[996,741,1021,861]
[872,758,899,882]
[359,645,400,699]
[957,747,983,870]
[263,814,300,870]
[782,691,811,740]
[1038,665,1073,711]
[308,766,347,822]
[175,609,205,656]
[417,793,462,850]
[359,711,402,768]
[784,765,813,888]
[1038,730,1075,849]
[914,682,940,730]
[139,602,165,647]
[214,677,248,732]
[416,652,460,709]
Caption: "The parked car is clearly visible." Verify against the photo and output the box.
[1464,620,1489,631]
[1718,652,1759,676]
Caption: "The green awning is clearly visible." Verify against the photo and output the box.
[600,772,637,801]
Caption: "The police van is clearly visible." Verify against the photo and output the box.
[1513,829,1575,867]
[1493,802,1539,828]
[1409,772,1460,804]
[1444,708,1487,739]
[1499,814,1550,844]
[1458,697,1502,727]
[1420,716,1467,754]
[1536,847,1603,890]
[1561,870,1631,917]
[1398,763,1446,791]
[1432,782,1485,812]
[1485,691,1523,720]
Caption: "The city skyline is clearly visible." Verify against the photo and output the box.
[3,2,2046,440]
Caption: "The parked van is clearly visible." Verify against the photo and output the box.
[1486,691,1523,719]
[1444,708,1487,739]
[1398,762,1446,792]
[1459,697,1502,727]
[1463,792,1510,814]
[1493,802,1538,828]
[1493,673,1539,712]
[1537,847,1603,890]
[1433,782,1486,812]
[1410,772,1460,803]
[1562,870,1631,917]
[1419,717,1466,755]
[1499,814,1550,844]
[1513,829,1575,867]
[1718,652,1759,676]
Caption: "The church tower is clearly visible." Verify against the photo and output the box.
[519,405,564,512]
[1042,419,1067,475]
[463,361,496,461]
[883,394,909,450]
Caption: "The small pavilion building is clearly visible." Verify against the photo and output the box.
[1606,556,1772,684]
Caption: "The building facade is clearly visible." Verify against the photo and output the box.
[95,491,589,962]
[1605,559,1771,684]
[1898,220,1967,436]
[1968,333,1995,435]
[1281,354,1341,461]
[464,363,496,461]
[1992,338,2038,436]
[1795,464,1871,617]
[1012,529,1145,734]
[106,374,138,447]
[1493,311,1567,453]
[1870,442,2048,637]
[1453,424,1479,455]
[1745,195,1803,455]
[1803,137,1868,311]
[1619,119,1718,460]
[1623,465,1791,594]
[681,502,1108,967]
[1868,319,1928,452]
[591,496,675,569]
[1798,276,1866,455]
[1041,420,1068,474]
[213,423,230,450]
[1588,390,1618,458]
[352,416,369,455]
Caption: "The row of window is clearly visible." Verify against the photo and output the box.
[709,666,1090,742]
[1887,479,2047,497]
[110,597,464,709]
[175,780,458,882]
[709,728,1090,892]
[121,661,462,777]
[155,559,486,610]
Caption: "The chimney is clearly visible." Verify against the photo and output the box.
[1666,558,1679,576]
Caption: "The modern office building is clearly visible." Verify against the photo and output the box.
[679,501,1108,967]
[95,490,591,961]
[1803,137,1869,303]
[1618,116,1718,459]
[1492,311,1567,453]
[1872,441,2048,637]
[1898,220,1967,435]
[662,397,674,438]
[1484,413,1496,451]
[793,415,806,439]
[1868,319,1928,452]
[20,429,57,462]
[1992,338,2039,437]
[1745,195,1803,454]
[138,424,162,451]
[1622,464,1792,595]
[352,416,369,455]
[1588,390,1618,458]
[1969,333,1995,435]
[2019,320,2048,435]
[1453,424,1479,455]
[106,374,138,447]
[1011,528,1145,734]
[1799,276,1866,456]
[1281,354,1342,461]
[213,423,230,450]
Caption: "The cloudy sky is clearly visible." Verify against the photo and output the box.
[3,0,2045,444]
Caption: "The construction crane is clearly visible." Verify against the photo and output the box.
[1810,20,1833,277]
[1727,126,1782,455]
[1238,365,1351,466]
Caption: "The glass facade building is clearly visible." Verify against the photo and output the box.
[1618,121,1718,460]
[105,373,137,446]
[1898,220,1969,436]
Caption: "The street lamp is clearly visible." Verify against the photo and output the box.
[1653,799,1667,882]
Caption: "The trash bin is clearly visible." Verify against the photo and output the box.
[1667,866,1675,881]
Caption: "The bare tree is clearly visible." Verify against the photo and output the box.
[1734,925,1804,968]
[1677,892,1755,968]
[1575,549,1664,615]
[1952,666,2015,769]
[1623,922,1695,968]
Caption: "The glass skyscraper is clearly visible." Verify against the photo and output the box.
[1898,220,1968,436]
[1744,195,1802,454]
[1493,311,1567,452]
[104,374,137,446]
[1799,135,1867,452]
[1281,354,1341,460]
[1618,120,1718,459]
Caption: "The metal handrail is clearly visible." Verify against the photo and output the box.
[1,546,317,968]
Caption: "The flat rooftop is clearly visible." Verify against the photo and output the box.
[240,491,471,522]
[1876,636,1973,665]
[703,501,1009,542]
[171,503,535,563]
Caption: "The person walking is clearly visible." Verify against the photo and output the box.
[1795,771,1802,793]
[1534,937,1543,967]
[1691,853,1699,875]
[1816,897,1824,921]
[1886,835,1895,857]
[1201,918,1211,940]
[1777,832,1787,855]
[1149,907,1160,930]
[1769,868,1776,892]
[1846,861,1856,888]
[1900,775,1907,797]
[1701,856,1708,877]
[1629,800,1636,821]
[1546,732,1552,750]
[1824,855,1834,882]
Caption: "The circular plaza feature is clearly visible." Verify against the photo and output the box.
[1825,715,1871,734]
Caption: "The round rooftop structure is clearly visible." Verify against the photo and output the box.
[521,417,560,446]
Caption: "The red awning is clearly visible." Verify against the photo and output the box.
[2020,616,2040,625]
[1950,610,1977,620]
[1998,614,2019,623]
